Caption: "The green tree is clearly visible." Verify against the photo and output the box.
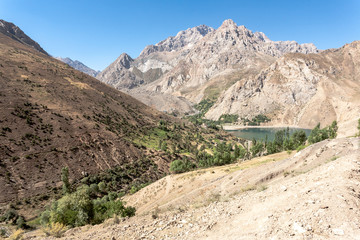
[328,120,338,139]
[308,123,321,144]
[61,167,71,195]
[170,160,193,173]
[291,130,307,149]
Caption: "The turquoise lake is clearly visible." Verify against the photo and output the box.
[226,127,312,141]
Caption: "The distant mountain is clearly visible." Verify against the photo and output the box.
[0,19,48,55]
[97,25,214,90]
[98,19,318,115]
[55,57,100,77]
[205,41,360,137]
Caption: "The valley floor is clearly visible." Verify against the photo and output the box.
[25,137,360,239]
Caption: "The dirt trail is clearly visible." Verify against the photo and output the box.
[25,137,360,239]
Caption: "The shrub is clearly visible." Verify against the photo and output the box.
[41,185,136,227]
[9,229,24,240]
[61,167,71,194]
[16,216,28,229]
[42,222,67,238]
[296,145,306,152]
[170,160,193,174]
[98,181,107,192]
[0,208,19,224]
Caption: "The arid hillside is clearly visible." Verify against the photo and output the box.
[24,137,360,239]
[0,29,234,214]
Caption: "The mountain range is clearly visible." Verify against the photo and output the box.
[97,19,360,136]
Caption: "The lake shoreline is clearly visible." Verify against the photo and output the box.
[223,124,307,131]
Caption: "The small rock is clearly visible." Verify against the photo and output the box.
[333,228,344,235]
[293,222,306,234]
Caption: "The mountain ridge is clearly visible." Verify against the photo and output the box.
[97,19,318,115]
[0,19,48,55]
[55,57,100,77]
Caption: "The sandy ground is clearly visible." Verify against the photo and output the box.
[24,137,360,240]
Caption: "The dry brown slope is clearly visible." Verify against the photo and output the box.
[26,137,360,239]
[0,31,181,209]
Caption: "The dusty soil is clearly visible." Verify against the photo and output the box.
[24,137,360,239]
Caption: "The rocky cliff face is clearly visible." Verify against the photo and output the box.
[206,41,360,136]
[0,19,48,55]
[55,57,100,77]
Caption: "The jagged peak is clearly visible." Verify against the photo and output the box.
[139,24,214,57]
[220,19,237,28]
[114,53,133,69]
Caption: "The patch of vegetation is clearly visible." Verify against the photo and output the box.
[218,114,239,124]
[129,182,151,194]
[42,222,67,238]
[40,184,135,228]
[81,157,160,194]
[0,208,29,230]
[170,159,195,173]
[241,114,271,126]
[308,121,338,144]
[194,98,215,115]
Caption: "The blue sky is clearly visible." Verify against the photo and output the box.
[1,0,359,71]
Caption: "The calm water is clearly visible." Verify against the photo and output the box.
[226,127,312,141]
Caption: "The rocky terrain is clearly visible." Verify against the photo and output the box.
[55,57,99,77]
[25,136,360,239]
[206,41,360,137]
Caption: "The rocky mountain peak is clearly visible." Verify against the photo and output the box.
[0,19,48,55]
[220,19,238,28]
[139,24,214,57]
[115,53,134,69]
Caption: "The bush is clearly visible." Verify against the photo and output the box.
[16,216,28,229]
[8,229,24,240]
[41,185,135,227]
[296,145,306,152]
[98,181,107,193]
[0,209,19,224]
[170,160,194,174]
[42,222,67,238]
